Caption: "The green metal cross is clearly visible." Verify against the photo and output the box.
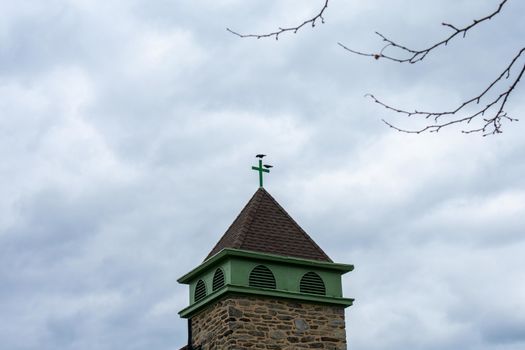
[252,159,270,188]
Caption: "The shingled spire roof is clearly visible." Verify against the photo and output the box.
[206,188,332,262]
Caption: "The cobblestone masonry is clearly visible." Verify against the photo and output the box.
[191,296,347,350]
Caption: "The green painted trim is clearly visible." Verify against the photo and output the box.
[180,285,230,318]
[178,248,354,284]
[179,284,354,318]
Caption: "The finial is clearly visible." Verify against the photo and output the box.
[252,154,272,188]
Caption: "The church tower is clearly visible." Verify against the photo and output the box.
[178,182,354,349]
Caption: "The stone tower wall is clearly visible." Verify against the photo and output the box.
[190,295,347,350]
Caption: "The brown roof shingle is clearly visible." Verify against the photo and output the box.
[205,188,332,262]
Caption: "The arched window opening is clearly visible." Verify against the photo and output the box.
[300,272,326,295]
[249,265,276,289]
[212,268,225,291]
[194,279,207,302]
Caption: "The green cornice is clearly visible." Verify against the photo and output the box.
[178,285,354,318]
[178,248,354,284]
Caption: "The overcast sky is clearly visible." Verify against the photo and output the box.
[1,0,524,349]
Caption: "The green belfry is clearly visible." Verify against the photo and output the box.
[177,184,354,350]
[251,156,270,188]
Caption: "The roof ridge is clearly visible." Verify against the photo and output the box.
[234,189,263,249]
[261,189,332,262]
[204,189,264,261]
[204,194,253,261]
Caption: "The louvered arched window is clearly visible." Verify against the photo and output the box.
[194,279,207,302]
[300,272,326,295]
[212,268,225,291]
[249,265,276,289]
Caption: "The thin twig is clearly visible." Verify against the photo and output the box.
[227,0,329,41]
[374,47,525,135]
[339,0,508,63]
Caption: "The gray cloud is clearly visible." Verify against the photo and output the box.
[0,0,524,349]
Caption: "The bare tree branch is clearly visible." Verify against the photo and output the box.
[338,0,509,63]
[373,47,525,136]
[227,0,329,41]
[228,0,521,136]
